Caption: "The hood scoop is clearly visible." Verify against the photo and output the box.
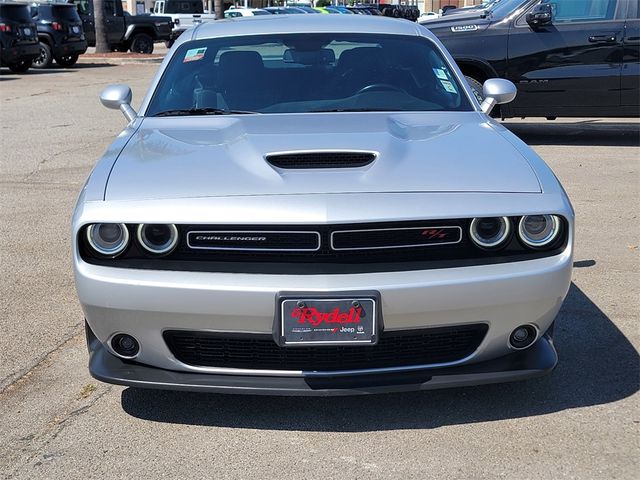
[265,151,376,169]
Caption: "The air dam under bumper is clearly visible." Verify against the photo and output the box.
[87,325,557,396]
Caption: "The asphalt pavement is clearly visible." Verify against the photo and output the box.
[0,62,638,479]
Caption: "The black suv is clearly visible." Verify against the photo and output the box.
[31,2,87,68]
[421,0,639,118]
[0,1,39,72]
[74,0,172,54]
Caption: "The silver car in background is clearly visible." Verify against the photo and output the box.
[73,15,574,395]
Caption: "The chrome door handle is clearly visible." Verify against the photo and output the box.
[588,33,617,43]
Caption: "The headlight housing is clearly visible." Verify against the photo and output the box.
[137,224,179,254]
[469,217,511,248]
[86,223,129,257]
[518,215,561,248]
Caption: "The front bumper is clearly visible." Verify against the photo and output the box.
[87,323,558,396]
[77,243,572,379]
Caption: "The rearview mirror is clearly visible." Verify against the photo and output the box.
[526,3,552,28]
[100,84,137,122]
[480,78,517,115]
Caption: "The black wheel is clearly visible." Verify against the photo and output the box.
[129,33,154,54]
[32,42,53,69]
[8,60,32,73]
[464,75,485,104]
[164,39,174,49]
[55,54,79,68]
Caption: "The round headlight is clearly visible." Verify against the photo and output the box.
[469,217,511,248]
[86,223,129,257]
[137,224,179,254]
[519,215,560,248]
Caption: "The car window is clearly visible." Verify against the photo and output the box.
[542,0,618,22]
[104,1,116,16]
[0,4,32,22]
[74,0,92,16]
[51,5,82,21]
[146,33,473,116]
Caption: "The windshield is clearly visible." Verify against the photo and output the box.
[488,0,531,17]
[165,1,204,14]
[146,33,472,116]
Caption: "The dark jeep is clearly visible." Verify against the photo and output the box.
[0,1,39,72]
[73,0,172,54]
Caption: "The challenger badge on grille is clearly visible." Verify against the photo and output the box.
[187,230,321,251]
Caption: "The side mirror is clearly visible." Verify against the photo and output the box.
[100,84,137,122]
[480,78,517,115]
[526,3,552,28]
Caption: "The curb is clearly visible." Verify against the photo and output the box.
[77,56,164,65]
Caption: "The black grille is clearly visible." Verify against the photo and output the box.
[163,324,488,372]
[80,218,568,274]
[265,151,376,169]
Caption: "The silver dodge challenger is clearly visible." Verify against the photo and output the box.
[73,14,574,395]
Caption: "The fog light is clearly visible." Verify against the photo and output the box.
[509,325,538,350]
[110,333,140,358]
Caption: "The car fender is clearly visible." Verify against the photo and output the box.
[124,25,155,42]
[37,31,54,46]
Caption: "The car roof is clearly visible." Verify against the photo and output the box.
[191,14,425,40]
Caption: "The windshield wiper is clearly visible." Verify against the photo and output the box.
[153,108,259,117]
[309,108,396,113]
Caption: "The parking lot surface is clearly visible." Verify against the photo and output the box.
[1,64,638,479]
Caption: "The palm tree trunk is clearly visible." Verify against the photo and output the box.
[214,0,224,20]
[93,0,110,54]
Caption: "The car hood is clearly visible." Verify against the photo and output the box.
[105,112,540,201]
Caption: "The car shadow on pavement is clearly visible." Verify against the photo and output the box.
[121,283,639,432]
[503,121,640,147]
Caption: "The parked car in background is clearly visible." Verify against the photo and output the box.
[224,7,270,18]
[30,2,87,68]
[379,4,420,20]
[73,0,172,54]
[264,7,305,14]
[421,0,639,119]
[152,0,215,48]
[325,6,354,14]
[0,1,39,72]
[77,15,574,396]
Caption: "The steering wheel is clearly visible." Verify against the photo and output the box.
[356,83,408,95]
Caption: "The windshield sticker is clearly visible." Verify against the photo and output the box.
[433,68,449,80]
[184,47,207,63]
[451,25,478,32]
[440,80,458,94]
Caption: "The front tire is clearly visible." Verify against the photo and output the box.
[8,60,32,73]
[55,54,79,68]
[129,33,154,54]
[32,42,53,69]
